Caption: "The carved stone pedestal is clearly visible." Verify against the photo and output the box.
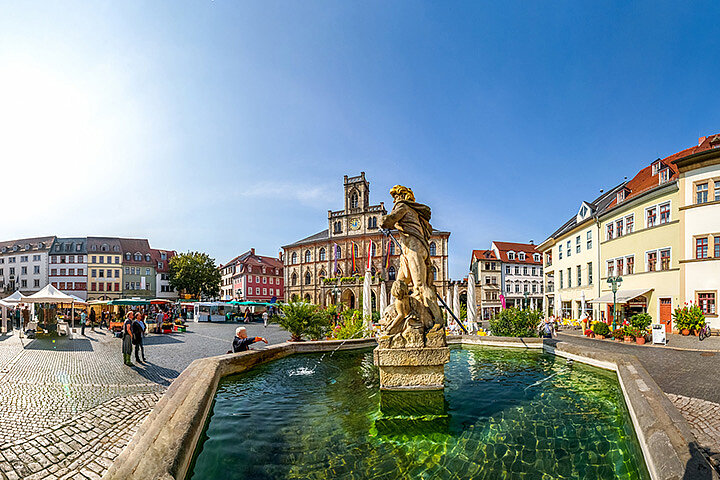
[373,347,450,390]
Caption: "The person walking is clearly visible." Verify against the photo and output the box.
[155,309,164,334]
[231,326,268,353]
[89,308,96,332]
[132,313,146,363]
[243,309,250,324]
[80,310,87,336]
[262,311,269,328]
[101,310,108,329]
[122,312,134,365]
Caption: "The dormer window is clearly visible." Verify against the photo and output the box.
[518,252,526,261]
[651,160,661,175]
[533,254,540,262]
[659,168,669,184]
[711,135,720,148]
[508,251,515,260]
[617,190,626,203]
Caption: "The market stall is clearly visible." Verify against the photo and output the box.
[22,284,79,337]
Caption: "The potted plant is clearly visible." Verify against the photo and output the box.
[174,319,186,333]
[161,321,173,334]
[630,327,647,345]
[673,304,700,336]
[611,328,625,342]
[623,326,634,343]
[592,321,610,339]
[584,328,594,338]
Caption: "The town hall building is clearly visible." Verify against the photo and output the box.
[282,172,451,310]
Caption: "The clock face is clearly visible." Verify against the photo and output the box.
[350,218,360,230]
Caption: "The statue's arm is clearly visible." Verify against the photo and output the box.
[381,205,406,229]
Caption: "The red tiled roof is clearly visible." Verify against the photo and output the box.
[150,249,176,272]
[492,241,542,265]
[471,249,498,261]
[222,250,283,270]
[606,133,720,210]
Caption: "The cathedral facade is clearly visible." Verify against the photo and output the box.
[282,172,450,310]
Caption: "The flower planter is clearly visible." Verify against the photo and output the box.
[162,328,172,334]
[681,329,690,336]
[596,335,605,340]
[692,329,699,336]
[635,337,646,345]
[623,336,633,343]
[175,326,186,333]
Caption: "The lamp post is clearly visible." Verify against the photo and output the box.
[607,276,623,330]
[523,291,529,310]
[332,284,340,305]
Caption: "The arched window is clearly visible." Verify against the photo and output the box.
[506,282,511,293]
[370,242,376,257]
[432,266,437,281]
[388,242,395,255]
[371,266,376,276]
[305,272,311,285]
[291,272,297,286]
[319,269,326,278]
[304,250,311,263]
[336,247,342,259]
[304,293,311,303]
[291,252,298,264]
[429,242,437,256]
[134,253,142,261]
[125,253,131,260]
[145,254,151,262]
[336,267,343,276]
[291,294,299,302]
[319,248,326,261]
[350,192,359,209]
[388,266,396,280]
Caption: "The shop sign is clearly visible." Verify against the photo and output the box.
[652,324,666,345]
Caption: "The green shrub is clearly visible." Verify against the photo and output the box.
[276,302,332,341]
[673,304,705,332]
[489,308,542,337]
[611,328,625,340]
[630,313,652,330]
[592,321,610,336]
[332,309,369,340]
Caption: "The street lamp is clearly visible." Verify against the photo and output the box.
[523,291,529,310]
[332,284,340,305]
[607,276,623,330]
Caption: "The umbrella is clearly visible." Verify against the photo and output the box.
[379,281,388,314]
[363,271,372,328]
[453,283,460,323]
[467,272,478,333]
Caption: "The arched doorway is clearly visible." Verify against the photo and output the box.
[304,293,311,303]
[341,289,355,310]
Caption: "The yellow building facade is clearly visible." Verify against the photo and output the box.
[596,168,680,330]
[86,237,123,300]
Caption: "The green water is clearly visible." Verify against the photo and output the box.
[188,347,649,480]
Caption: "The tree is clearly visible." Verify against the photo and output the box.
[168,251,221,299]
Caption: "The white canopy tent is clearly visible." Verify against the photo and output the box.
[0,299,11,334]
[23,284,81,332]
[3,290,27,304]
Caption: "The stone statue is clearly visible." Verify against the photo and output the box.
[378,185,445,350]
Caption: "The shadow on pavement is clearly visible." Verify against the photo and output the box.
[144,335,183,345]
[132,361,180,387]
[25,338,94,352]
[684,441,718,479]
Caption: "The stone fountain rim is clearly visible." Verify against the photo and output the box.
[101,336,716,480]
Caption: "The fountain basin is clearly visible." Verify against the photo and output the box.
[102,337,716,480]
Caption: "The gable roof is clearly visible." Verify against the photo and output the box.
[545,184,624,241]
[0,236,56,253]
[471,249,498,262]
[491,241,542,265]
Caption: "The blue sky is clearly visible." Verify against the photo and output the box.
[1,1,719,278]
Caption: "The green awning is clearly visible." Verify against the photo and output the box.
[108,299,151,306]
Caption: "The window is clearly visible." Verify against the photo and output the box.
[304,250,311,263]
[646,207,657,228]
[515,266,520,275]
[716,182,720,202]
[616,257,624,276]
[697,237,709,259]
[50,268,57,275]
[92,256,96,263]
[647,251,657,271]
[305,272,311,285]
[115,256,120,264]
[99,283,105,292]
[587,230,592,250]
[78,255,84,263]
[78,268,83,276]
[659,168,669,184]
[626,256,634,274]
[68,268,74,275]
[559,270,563,289]
[59,268,66,276]
[134,253,141,261]
[576,265,581,287]
[567,268,571,287]
[429,242,436,256]
[388,242,395,255]
[508,252,515,260]
[607,223,614,240]
[256,276,260,283]
[616,219,624,237]
[20,256,27,262]
[34,254,41,261]
[533,254,540,262]
[371,242,377,257]
[291,272,297,286]
[33,266,39,274]
[388,266,396,280]
[263,288,267,295]
[698,293,716,315]
[319,248,326,261]
[515,283,520,293]
[519,252,526,261]
[697,183,709,204]
[145,268,150,275]
[626,215,634,234]
[588,262,593,285]
[291,252,298,264]
[145,254,151,262]
[660,249,670,270]
[125,282,130,290]
[91,282,96,291]
[92,269,97,277]
[659,203,671,224]
[432,267,437,281]
[263,277,267,284]
[607,260,615,277]
[558,245,562,260]
[716,236,720,258]
[576,235,581,253]
[566,241,571,257]
[125,253,131,261]
[531,266,536,276]
[505,266,511,275]
[350,192,359,208]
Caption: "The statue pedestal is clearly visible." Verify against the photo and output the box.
[373,347,450,390]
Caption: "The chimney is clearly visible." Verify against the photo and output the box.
[529,240,534,245]
[699,136,707,146]
[278,251,284,262]
[250,248,255,256]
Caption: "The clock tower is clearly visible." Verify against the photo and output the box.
[328,172,386,239]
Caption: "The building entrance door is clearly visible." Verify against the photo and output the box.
[659,298,672,333]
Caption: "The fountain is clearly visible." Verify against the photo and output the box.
[374,185,450,390]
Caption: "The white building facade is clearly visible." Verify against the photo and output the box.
[492,241,544,310]
[0,236,54,296]
[49,237,88,300]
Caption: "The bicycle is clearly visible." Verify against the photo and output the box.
[699,322,712,341]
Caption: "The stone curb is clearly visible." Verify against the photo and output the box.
[558,331,720,353]
[102,336,715,480]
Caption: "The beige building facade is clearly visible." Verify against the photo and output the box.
[282,173,450,310]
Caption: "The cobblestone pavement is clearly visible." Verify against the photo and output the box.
[0,322,288,479]
[667,394,720,470]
